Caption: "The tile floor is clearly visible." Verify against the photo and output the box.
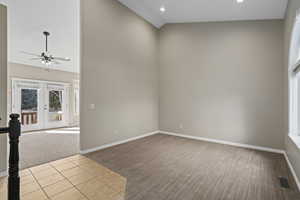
[0,155,126,200]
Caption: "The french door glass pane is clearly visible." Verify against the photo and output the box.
[49,90,63,122]
[21,89,38,125]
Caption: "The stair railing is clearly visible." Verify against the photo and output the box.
[0,114,21,200]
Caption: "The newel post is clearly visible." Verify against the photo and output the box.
[7,114,21,200]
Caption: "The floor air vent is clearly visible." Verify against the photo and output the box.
[278,177,290,189]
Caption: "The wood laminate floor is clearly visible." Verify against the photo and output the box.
[87,134,299,200]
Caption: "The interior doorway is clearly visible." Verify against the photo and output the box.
[0,0,81,170]
[12,79,70,132]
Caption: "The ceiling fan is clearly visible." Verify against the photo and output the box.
[21,31,71,66]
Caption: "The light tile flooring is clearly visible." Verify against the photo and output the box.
[0,155,126,200]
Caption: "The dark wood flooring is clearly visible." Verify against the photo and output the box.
[86,134,299,200]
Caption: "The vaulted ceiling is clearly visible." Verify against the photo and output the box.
[0,0,80,73]
[118,0,288,28]
[0,0,288,73]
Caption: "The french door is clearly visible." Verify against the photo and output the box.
[16,83,42,131]
[45,84,68,129]
[12,79,69,132]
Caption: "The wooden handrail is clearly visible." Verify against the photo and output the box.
[0,127,9,133]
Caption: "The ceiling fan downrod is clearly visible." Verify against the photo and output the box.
[43,31,50,52]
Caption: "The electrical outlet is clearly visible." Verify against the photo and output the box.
[179,123,183,129]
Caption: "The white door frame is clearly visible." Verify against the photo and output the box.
[44,83,69,129]
[0,4,7,175]
[12,80,44,131]
[12,78,70,131]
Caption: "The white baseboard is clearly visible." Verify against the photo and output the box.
[284,152,300,190]
[159,131,285,154]
[0,170,7,177]
[80,130,159,154]
[81,130,285,155]
[80,130,300,190]
[160,131,300,189]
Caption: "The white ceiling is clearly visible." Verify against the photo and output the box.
[0,0,288,73]
[0,0,80,73]
[118,0,288,28]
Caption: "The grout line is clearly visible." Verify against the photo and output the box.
[29,162,79,199]
[65,156,124,199]
[74,159,126,196]
[69,159,113,200]
[19,155,125,200]
[51,159,92,200]
[29,168,51,200]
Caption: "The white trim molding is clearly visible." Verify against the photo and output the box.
[0,170,7,178]
[289,134,300,149]
[80,130,300,190]
[80,131,159,154]
[117,0,164,28]
[11,77,71,87]
[159,131,300,190]
[284,152,300,190]
[159,131,285,154]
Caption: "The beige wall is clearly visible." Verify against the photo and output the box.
[8,62,80,126]
[0,0,289,176]
[284,0,300,182]
[159,20,284,149]
[0,4,7,173]
[80,0,159,151]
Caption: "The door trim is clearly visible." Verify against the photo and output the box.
[12,78,70,131]
[44,85,69,129]
[12,77,71,86]
[0,3,7,173]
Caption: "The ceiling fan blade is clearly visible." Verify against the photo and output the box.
[52,61,61,65]
[53,57,71,61]
[20,51,41,57]
[30,58,42,60]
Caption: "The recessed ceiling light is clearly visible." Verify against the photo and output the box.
[160,6,166,13]
[237,0,244,3]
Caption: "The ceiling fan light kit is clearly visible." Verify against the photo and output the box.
[21,31,71,68]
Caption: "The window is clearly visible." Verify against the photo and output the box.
[49,90,63,112]
[289,13,300,139]
[21,89,38,125]
[48,90,63,122]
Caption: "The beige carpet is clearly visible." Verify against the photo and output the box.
[19,127,80,169]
